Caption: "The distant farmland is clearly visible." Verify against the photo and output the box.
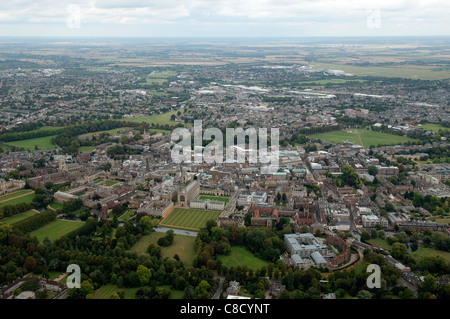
[311,129,416,147]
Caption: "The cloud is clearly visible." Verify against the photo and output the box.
[0,0,449,36]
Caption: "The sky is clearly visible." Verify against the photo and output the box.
[0,0,449,37]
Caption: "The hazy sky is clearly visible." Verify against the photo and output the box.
[0,0,449,37]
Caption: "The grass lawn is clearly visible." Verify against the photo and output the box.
[29,219,85,242]
[312,62,450,80]
[130,232,196,266]
[118,210,135,221]
[159,208,221,231]
[49,202,64,210]
[78,145,96,152]
[311,129,416,148]
[0,192,35,208]
[105,180,118,187]
[0,190,33,202]
[217,246,269,270]
[418,123,450,133]
[92,284,140,299]
[198,195,230,204]
[5,135,57,151]
[426,217,450,225]
[120,109,182,127]
[91,284,183,299]
[79,127,133,138]
[410,247,450,264]
[1,210,39,224]
[367,238,392,251]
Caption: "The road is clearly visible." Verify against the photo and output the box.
[212,276,225,299]
[154,227,198,237]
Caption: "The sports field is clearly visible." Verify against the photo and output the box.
[311,129,416,148]
[217,246,269,270]
[418,123,450,133]
[0,191,35,208]
[159,208,221,231]
[29,219,85,242]
[0,210,39,225]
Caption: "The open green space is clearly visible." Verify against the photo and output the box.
[217,246,269,270]
[410,247,450,264]
[28,219,85,242]
[418,123,450,133]
[0,192,35,208]
[129,232,196,267]
[118,210,135,221]
[427,217,450,225]
[312,62,450,80]
[0,190,33,202]
[5,135,57,151]
[78,146,96,152]
[92,284,140,299]
[49,202,64,210]
[1,210,39,225]
[311,129,416,147]
[120,109,182,127]
[79,127,133,138]
[91,283,182,299]
[367,238,392,251]
[198,195,230,204]
[160,208,221,230]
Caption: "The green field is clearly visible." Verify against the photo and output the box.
[92,283,183,299]
[0,210,39,224]
[418,123,450,133]
[121,110,182,127]
[29,219,85,242]
[6,135,57,151]
[198,195,230,205]
[118,210,135,221]
[92,284,140,299]
[0,192,35,208]
[0,190,33,202]
[367,238,392,251]
[311,129,416,147]
[49,202,64,210]
[217,246,269,270]
[160,208,221,230]
[410,247,450,264]
[78,146,97,152]
[79,127,133,138]
[130,232,196,266]
[312,62,450,80]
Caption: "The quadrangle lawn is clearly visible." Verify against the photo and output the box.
[159,208,221,230]
[29,219,85,242]
[199,195,230,205]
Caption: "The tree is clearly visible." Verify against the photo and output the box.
[138,216,153,234]
[80,280,94,298]
[419,274,438,297]
[136,265,152,286]
[391,242,408,261]
[23,256,37,272]
[368,165,378,176]
[418,255,448,275]
[357,290,372,299]
[361,231,371,242]
[194,280,211,299]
